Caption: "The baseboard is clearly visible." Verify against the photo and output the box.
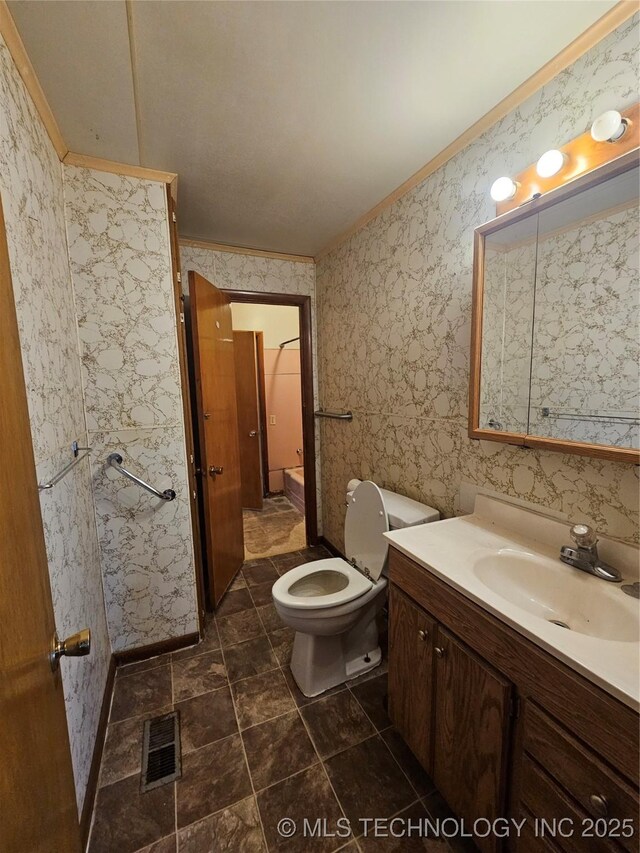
[318,536,344,559]
[112,632,200,666]
[80,655,116,848]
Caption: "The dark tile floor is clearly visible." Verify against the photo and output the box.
[89,549,469,853]
[243,496,306,560]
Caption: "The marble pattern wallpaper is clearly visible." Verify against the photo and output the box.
[0,35,110,813]
[316,14,640,553]
[65,166,198,652]
[180,245,323,531]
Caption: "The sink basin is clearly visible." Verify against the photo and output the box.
[473,549,638,643]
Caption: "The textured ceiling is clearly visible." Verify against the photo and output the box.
[8,0,617,255]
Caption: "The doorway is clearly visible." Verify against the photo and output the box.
[227,290,318,559]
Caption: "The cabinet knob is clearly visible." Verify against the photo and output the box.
[418,629,428,641]
[435,647,445,658]
[588,794,608,817]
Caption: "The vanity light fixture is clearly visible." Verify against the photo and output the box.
[590,109,628,143]
[490,176,518,202]
[536,149,567,179]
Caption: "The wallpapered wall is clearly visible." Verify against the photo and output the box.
[0,35,110,813]
[65,166,199,652]
[180,245,322,529]
[316,14,640,554]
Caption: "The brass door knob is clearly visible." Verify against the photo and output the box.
[588,794,608,817]
[209,466,224,476]
[249,431,258,437]
[418,629,428,641]
[51,629,91,671]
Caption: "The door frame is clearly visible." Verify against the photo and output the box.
[225,290,319,547]
[254,331,270,496]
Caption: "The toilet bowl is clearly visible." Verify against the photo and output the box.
[272,480,439,697]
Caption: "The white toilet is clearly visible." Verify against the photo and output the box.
[272,479,439,697]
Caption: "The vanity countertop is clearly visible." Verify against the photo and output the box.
[384,495,640,711]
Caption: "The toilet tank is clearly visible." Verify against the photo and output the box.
[346,479,439,529]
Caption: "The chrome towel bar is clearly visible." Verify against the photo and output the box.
[314,409,353,421]
[38,445,92,491]
[107,453,176,501]
[541,407,640,425]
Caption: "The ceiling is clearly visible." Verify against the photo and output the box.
[8,1,617,256]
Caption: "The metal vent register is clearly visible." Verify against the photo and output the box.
[141,712,181,791]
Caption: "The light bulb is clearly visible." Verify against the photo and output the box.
[490,176,518,202]
[591,110,627,143]
[536,149,567,179]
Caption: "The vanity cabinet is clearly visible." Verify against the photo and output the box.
[388,547,639,853]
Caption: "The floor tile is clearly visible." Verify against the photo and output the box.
[176,734,252,829]
[172,619,219,662]
[357,800,447,851]
[224,635,279,683]
[298,547,331,562]
[249,580,275,607]
[88,773,174,853]
[110,665,172,723]
[217,607,265,647]
[346,660,388,689]
[172,650,227,702]
[350,674,391,731]
[301,691,375,758]
[268,627,294,665]
[229,572,248,590]
[422,792,477,853]
[257,764,347,853]
[242,710,318,790]
[380,729,435,798]
[116,653,172,679]
[243,561,280,587]
[231,669,296,729]
[176,686,238,752]
[271,551,305,573]
[133,835,176,853]
[177,796,266,852]
[325,735,415,825]
[216,587,255,617]
[283,668,345,708]
[99,706,170,787]
[256,603,284,632]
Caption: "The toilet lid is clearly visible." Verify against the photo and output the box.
[345,480,389,581]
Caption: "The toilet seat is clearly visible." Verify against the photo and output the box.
[272,557,373,610]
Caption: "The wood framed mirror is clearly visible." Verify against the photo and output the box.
[469,148,639,464]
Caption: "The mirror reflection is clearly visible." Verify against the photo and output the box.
[479,163,639,450]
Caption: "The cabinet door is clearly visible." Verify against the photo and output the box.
[388,586,436,773]
[433,626,513,853]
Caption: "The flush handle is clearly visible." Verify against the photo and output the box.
[50,629,91,671]
[418,629,428,642]
[588,794,608,817]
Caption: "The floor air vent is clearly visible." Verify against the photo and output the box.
[141,711,181,791]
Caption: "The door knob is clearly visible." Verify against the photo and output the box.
[588,794,609,817]
[418,629,428,641]
[203,412,211,420]
[209,466,224,476]
[51,629,91,671]
[435,647,445,658]
[249,430,258,437]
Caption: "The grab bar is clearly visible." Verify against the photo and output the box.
[107,453,176,501]
[314,409,353,421]
[39,444,92,491]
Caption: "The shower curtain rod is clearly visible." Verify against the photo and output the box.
[279,336,300,348]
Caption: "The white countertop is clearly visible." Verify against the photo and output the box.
[384,496,640,711]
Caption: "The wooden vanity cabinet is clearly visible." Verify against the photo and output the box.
[388,547,640,853]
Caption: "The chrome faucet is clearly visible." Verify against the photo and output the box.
[560,524,622,583]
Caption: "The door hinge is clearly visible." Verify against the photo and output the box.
[179,312,185,324]
[192,489,196,500]
[172,211,177,222]
[510,694,520,720]
[176,271,181,283]
[190,453,194,464]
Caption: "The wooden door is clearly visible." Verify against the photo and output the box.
[233,331,263,510]
[0,196,81,853]
[189,272,244,605]
[433,626,513,853]
[388,587,436,773]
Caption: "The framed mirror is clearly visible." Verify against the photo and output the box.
[470,150,639,463]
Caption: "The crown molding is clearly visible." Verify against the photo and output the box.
[0,0,68,159]
[314,1,638,261]
[179,236,315,264]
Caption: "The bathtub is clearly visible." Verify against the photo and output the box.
[284,466,305,515]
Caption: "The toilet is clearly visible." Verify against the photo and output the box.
[272,479,439,697]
